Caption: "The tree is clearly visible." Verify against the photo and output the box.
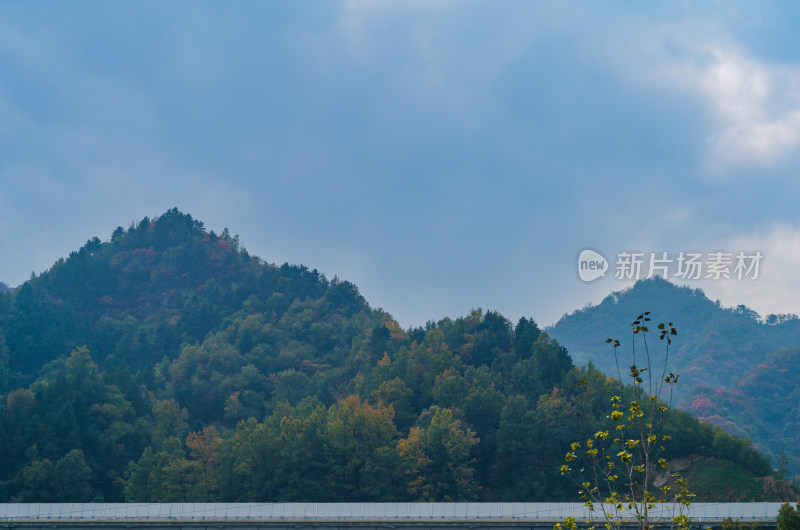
[54,449,92,501]
[151,398,189,449]
[13,458,57,501]
[321,395,402,500]
[777,503,800,530]
[124,437,191,502]
[558,313,693,530]
[494,394,548,499]
[531,335,574,392]
[397,406,479,501]
[513,316,541,356]
[185,426,222,501]
[269,397,328,500]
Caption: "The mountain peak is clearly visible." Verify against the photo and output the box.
[548,276,800,397]
[6,208,369,375]
[595,276,712,310]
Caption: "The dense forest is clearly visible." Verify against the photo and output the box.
[0,209,788,502]
[548,277,800,469]
[687,345,800,476]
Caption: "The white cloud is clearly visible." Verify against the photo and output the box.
[336,5,800,172]
[663,38,800,169]
[698,224,800,318]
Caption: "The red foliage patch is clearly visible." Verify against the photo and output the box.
[688,397,720,416]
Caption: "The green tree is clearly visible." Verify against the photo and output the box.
[13,458,57,501]
[494,395,545,499]
[512,316,541,356]
[151,398,189,449]
[54,449,92,501]
[777,503,800,530]
[530,335,574,392]
[125,437,190,502]
[372,377,416,432]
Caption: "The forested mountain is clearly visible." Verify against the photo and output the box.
[0,210,789,502]
[687,345,800,476]
[548,277,800,467]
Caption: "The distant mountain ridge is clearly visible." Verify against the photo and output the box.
[547,276,800,467]
[0,282,11,293]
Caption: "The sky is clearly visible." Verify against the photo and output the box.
[2,1,800,329]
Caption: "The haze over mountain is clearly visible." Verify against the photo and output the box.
[0,210,789,502]
[548,277,800,468]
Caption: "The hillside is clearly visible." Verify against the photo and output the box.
[687,345,800,474]
[547,277,800,466]
[0,210,789,502]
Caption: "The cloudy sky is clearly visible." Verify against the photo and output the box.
[2,1,800,328]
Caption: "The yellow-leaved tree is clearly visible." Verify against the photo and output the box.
[557,313,694,530]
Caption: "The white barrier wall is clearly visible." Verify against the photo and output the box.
[0,503,787,522]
